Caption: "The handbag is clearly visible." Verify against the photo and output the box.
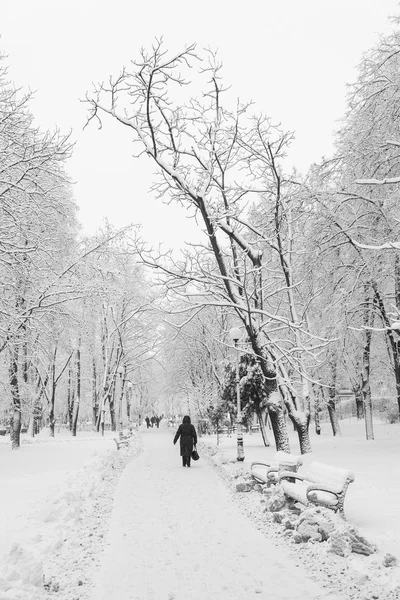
[191,446,200,461]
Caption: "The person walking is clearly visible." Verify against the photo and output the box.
[145,416,150,429]
[173,415,197,467]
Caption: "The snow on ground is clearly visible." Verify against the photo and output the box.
[0,428,141,600]
[0,418,399,600]
[200,417,400,599]
[88,427,340,600]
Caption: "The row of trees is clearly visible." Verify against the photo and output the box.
[85,23,400,453]
[0,57,163,449]
[5,16,400,453]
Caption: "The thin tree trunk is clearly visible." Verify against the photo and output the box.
[355,389,364,419]
[67,365,74,430]
[109,395,116,431]
[362,297,374,440]
[256,405,271,447]
[313,387,321,435]
[394,255,400,417]
[49,347,57,437]
[92,358,98,431]
[72,343,81,436]
[326,387,342,437]
[394,356,400,419]
[10,346,21,450]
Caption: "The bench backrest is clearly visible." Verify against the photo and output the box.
[304,461,355,487]
[274,451,303,468]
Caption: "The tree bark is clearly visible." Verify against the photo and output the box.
[362,325,374,440]
[313,388,321,435]
[49,346,57,437]
[326,387,342,437]
[256,405,271,447]
[92,358,98,431]
[72,343,81,437]
[67,364,74,431]
[10,346,21,450]
[279,383,312,454]
[354,389,364,419]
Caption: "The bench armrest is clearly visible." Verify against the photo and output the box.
[251,461,272,469]
[306,478,353,495]
[306,483,340,495]
[278,471,307,483]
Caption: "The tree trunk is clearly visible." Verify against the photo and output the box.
[67,365,74,430]
[279,383,312,454]
[361,285,374,440]
[249,337,290,452]
[294,414,312,453]
[49,348,57,437]
[326,389,342,437]
[72,344,81,437]
[395,354,400,419]
[109,376,117,431]
[29,376,46,437]
[313,388,321,435]
[92,358,98,431]
[109,395,116,431]
[49,383,56,437]
[10,346,21,450]
[394,255,400,417]
[361,329,374,440]
[355,389,364,419]
[267,393,291,452]
[256,405,271,447]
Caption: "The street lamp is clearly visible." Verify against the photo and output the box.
[229,326,245,461]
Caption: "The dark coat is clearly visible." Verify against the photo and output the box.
[173,423,197,457]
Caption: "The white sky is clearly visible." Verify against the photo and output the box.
[2,0,400,248]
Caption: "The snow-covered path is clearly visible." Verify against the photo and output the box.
[90,428,339,600]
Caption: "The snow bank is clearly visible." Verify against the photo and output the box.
[0,432,142,600]
[199,419,400,600]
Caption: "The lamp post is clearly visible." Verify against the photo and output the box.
[229,326,245,461]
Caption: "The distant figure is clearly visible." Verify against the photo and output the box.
[150,416,155,427]
[173,415,198,467]
[145,416,150,429]
[155,416,160,428]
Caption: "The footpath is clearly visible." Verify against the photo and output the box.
[89,427,343,600]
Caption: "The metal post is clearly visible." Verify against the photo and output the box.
[235,340,245,461]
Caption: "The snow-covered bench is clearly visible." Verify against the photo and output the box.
[113,435,132,450]
[278,461,355,516]
[251,451,303,485]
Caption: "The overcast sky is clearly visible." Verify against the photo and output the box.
[2,0,400,248]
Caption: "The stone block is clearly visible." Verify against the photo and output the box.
[383,553,398,567]
[347,527,377,556]
[296,519,322,543]
[266,489,286,512]
[273,512,285,523]
[328,532,352,558]
[236,481,251,492]
[282,517,296,530]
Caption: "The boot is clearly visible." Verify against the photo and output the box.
[187,457,191,467]
[182,457,186,467]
